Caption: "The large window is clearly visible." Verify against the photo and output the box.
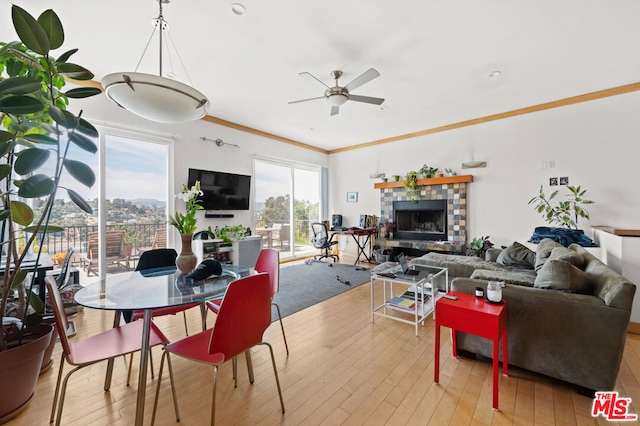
[254,158,321,259]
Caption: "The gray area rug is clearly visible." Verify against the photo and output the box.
[272,260,371,320]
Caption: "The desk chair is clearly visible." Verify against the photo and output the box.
[311,222,339,262]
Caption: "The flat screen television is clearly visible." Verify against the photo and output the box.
[188,168,251,210]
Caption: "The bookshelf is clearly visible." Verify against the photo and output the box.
[370,265,448,336]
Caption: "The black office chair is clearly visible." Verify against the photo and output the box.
[311,222,339,262]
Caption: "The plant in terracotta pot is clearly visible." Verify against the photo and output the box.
[0,5,99,421]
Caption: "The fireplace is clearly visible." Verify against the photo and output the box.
[393,200,447,241]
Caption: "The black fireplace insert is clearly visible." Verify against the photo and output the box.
[393,200,447,241]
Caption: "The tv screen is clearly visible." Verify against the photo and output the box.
[188,168,251,210]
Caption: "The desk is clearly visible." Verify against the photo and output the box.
[434,291,508,410]
[332,228,377,264]
[74,267,240,426]
[1,252,54,302]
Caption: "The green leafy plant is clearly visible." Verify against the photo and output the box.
[193,225,216,240]
[169,181,203,235]
[216,224,247,243]
[419,164,438,178]
[466,236,494,257]
[0,5,100,350]
[528,185,594,229]
[404,171,420,201]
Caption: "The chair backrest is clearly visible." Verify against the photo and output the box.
[46,276,72,356]
[255,249,280,297]
[136,248,178,271]
[279,224,291,243]
[209,272,271,359]
[86,230,125,259]
[311,222,329,248]
[56,247,75,289]
[151,227,167,249]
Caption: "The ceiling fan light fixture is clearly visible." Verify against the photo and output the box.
[327,93,348,106]
[101,0,209,123]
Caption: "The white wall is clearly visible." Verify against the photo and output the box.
[329,91,640,250]
[70,95,329,244]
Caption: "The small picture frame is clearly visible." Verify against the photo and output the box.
[347,192,358,203]
[549,177,558,186]
[560,176,569,185]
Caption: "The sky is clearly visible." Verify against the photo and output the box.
[254,161,320,204]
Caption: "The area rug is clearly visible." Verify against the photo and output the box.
[272,260,371,320]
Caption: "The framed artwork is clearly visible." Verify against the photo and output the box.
[347,192,358,202]
[560,176,569,185]
[549,177,558,186]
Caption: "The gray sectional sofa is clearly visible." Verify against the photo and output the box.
[411,239,636,393]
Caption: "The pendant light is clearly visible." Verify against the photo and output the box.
[102,0,210,123]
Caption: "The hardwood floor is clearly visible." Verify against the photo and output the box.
[6,255,640,425]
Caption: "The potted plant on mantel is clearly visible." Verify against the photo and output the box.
[0,5,100,421]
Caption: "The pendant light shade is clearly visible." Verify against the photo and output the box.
[102,72,209,123]
[101,0,209,123]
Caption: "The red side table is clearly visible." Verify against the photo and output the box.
[434,291,508,410]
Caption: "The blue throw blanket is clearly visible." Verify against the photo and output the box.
[528,226,598,247]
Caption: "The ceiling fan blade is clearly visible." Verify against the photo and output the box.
[348,94,385,105]
[344,68,380,92]
[330,105,340,116]
[299,72,330,89]
[288,96,325,104]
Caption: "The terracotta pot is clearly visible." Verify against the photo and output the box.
[0,323,53,423]
[39,320,58,374]
[176,233,198,274]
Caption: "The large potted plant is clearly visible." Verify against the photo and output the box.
[0,5,99,421]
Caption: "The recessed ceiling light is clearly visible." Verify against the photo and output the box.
[231,3,246,15]
[488,70,502,78]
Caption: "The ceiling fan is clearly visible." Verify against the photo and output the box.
[289,68,385,116]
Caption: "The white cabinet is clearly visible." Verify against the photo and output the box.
[193,235,263,267]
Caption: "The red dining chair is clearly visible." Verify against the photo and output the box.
[152,272,285,426]
[45,277,174,426]
[206,249,289,355]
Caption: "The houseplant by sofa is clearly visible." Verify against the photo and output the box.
[0,5,99,421]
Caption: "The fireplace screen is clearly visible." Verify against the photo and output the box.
[392,200,447,240]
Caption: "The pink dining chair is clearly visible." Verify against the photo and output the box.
[45,277,174,426]
[206,248,288,354]
[152,272,285,426]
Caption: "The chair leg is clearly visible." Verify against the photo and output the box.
[152,350,179,425]
[54,364,85,426]
[245,349,254,384]
[263,342,285,414]
[50,356,65,424]
[127,349,155,386]
[272,302,289,355]
[182,311,189,336]
[211,365,219,426]
[232,356,238,388]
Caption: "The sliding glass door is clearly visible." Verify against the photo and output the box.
[254,159,321,260]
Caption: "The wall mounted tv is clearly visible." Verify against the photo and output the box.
[188,168,251,210]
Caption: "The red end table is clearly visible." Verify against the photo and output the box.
[434,291,508,410]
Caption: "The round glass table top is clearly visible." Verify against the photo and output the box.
[74,267,240,311]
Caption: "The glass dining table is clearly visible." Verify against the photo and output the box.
[74,266,241,426]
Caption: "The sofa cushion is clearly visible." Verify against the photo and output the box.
[547,246,585,269]
[534,238,563,272]
[534,259,595,294]
[470,268,536,287]
[497,242,535,268]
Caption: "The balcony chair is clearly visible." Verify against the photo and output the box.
[207,249,289,355]
[46,277,172,426]
[311,222,339,262]
[79,230,129,276]
[44,248,80,336]
[152,272,285,426]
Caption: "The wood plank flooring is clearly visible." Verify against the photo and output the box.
[5,256,640,425]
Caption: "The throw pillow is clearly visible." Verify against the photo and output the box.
[534,259,595,294]
[496,242,536,268]
[534,238,563,272]
[547,246,585,268]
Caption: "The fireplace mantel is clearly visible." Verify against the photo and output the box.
[373,174,473,189]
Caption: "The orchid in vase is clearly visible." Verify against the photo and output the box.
[170,181,203,235]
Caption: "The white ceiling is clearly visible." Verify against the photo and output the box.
[2,1,639,152]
